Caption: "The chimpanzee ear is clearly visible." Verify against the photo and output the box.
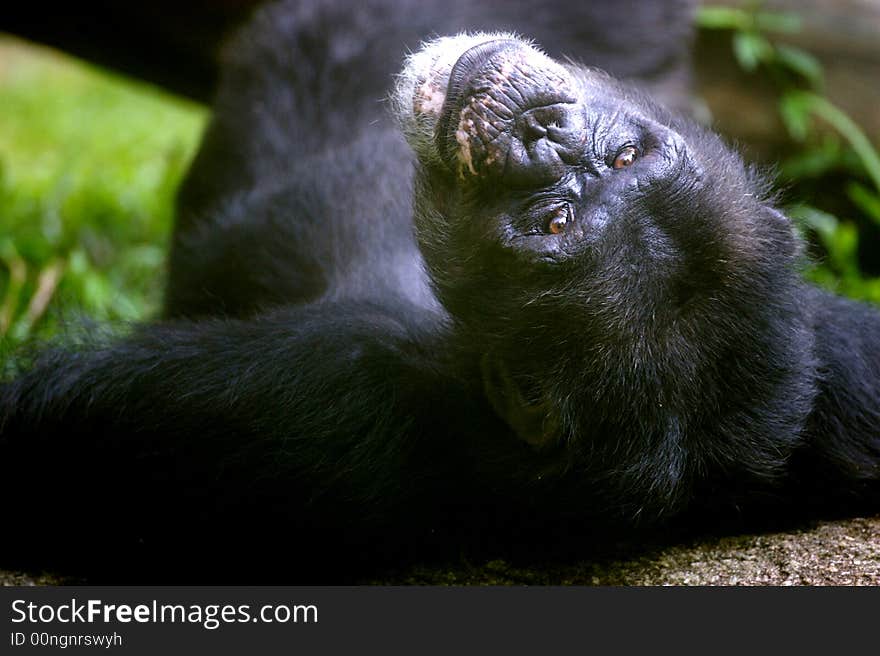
[764,205,791,225]
[763,205,803,258]
[480,352,560,449]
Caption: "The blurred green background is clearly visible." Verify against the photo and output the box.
[1,4,879,353]
[0,37,205,352]
[696,4,880,302]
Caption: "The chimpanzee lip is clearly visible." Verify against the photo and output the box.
[434,39,520,167]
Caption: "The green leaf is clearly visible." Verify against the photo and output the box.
[81,271,112,312]
[847,182,880,226]
[795,93,880,194]
[827,223,860,275]
[696,7,801,34]
[695,6,751,30]
[733,32,772,71]
[788,204,838,241]
[754,12,802,34]
[778,93,812,141]
[775,45,823,88]
[780,138,843,180]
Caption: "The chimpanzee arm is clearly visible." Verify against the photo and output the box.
[0,303,483,578]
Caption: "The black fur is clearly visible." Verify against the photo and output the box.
[1,0,878,582]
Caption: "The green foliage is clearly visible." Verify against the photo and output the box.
[0,39,206,348]
[698,3,880,304]
[696,5,802,33]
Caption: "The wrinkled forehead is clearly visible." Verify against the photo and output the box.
[564,66,657,125]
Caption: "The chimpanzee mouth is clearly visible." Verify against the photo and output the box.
[434,39,521,164]
[429,38,582,182]
[395,33,583,182]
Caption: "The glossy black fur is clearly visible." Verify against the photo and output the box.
[1,0,878,582]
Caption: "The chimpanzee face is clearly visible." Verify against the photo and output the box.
[395,34,796,451]
[397,35,716,314]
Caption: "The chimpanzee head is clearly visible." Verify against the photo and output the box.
[394,34,809,516]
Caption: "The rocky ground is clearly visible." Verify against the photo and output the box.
[3,516,878,586]
[378,516,880,586]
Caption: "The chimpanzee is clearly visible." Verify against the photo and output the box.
[1,0,878,582]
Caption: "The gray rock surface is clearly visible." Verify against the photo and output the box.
[3,516,878,586]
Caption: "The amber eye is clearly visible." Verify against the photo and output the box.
[612,145,638,169]
[547,205,571,234]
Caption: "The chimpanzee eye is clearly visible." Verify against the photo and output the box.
[547,204,572,235]
[612,145,638,169]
